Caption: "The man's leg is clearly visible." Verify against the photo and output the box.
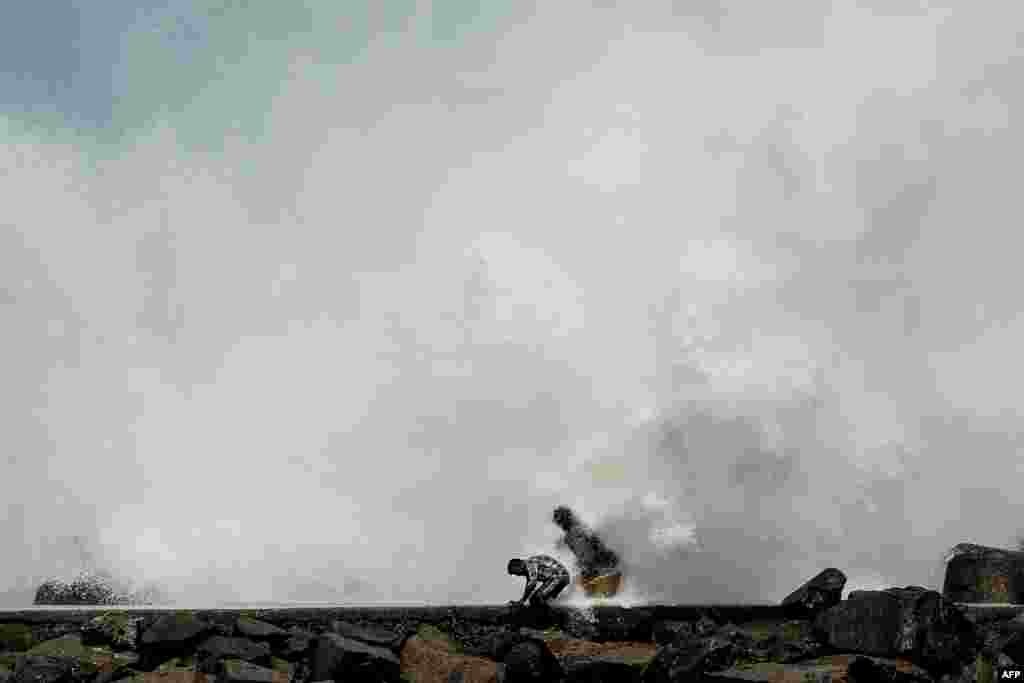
[530,576,569,606]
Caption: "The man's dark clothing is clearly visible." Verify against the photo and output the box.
[519,555,570,606]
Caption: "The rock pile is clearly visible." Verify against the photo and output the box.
[7,543,1024,681]
[0,596,1015,683]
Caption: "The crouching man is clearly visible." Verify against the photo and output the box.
[507,555,571,607]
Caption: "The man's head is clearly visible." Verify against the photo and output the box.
[507,559,527,576]
[553,506,576,531]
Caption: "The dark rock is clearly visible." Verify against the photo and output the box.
[943,543,1024,603]
[330,620,404,651]
[141,615,212,648]
[21,635,137,681]
[652,617,718,646]
[506,604,563,633]
[847,655,934,682]
[81,615,141,650]
[0,625,35,652]
[708,655,932,682]
[554,642,656,683]
[234,619,287,642]
[220,659,286,683]
[997,632,1024,664]
[591,609,653,642]
[196,636,270,663]
[642,633,738,682]
[564,610,600,641]
[139,614,214,669]
[501,638,561,683]
[12,656,73,683]
[310,633,400,683]
[780,568,846,618]
[481,630,528,661]
[275,627,313,661]
[814,586,976,673]
[561,656,643,682]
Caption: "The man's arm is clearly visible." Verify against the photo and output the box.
[517,578,538,605]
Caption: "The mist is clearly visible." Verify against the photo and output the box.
[2,1,1023,607]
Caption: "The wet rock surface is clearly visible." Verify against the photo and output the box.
[781,568,847,618]
[8,548,1024,683]
[943,543,1024,604]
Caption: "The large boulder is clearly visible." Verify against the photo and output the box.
[141,614,212,648]
[329,621,404,651]
[544,638,657,683]
[0,625,35,652]
[398,626,501,683]
[196,637,270,666]
[310,633,400,683]
[14,635,138,683]
[652,616,719,646]
[81,614,142,651]
[139,614,214,669]
[233,619,287,642]
[275,628,313,661]
[12,656,74,683]
[642,631,740,682]
[814,586,976,671]
[501,638,562,682]
[706,654,932,683]
[780,568,847,617]
[219,660,287,683]
[943,543,1024,603]
[729,619,826,664]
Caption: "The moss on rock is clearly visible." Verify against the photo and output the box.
[0,623,34,652]
[27,635,137,677]
[413,625,460,654]
[0,653,18,672]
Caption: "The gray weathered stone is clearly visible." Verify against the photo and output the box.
[220,659,286,683]
[642,632,738,682]
[310,633,400,683]
[12,656,72,683]
[943,543,1024,603]
[141,615,211,647]
[196,636,270,663]
[780,568,846,617]
[330,620,403,651]
[234,619,287,641]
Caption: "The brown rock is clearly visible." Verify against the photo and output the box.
[399,635,500,683]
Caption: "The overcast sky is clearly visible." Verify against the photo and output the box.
[2,0,1023,607]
